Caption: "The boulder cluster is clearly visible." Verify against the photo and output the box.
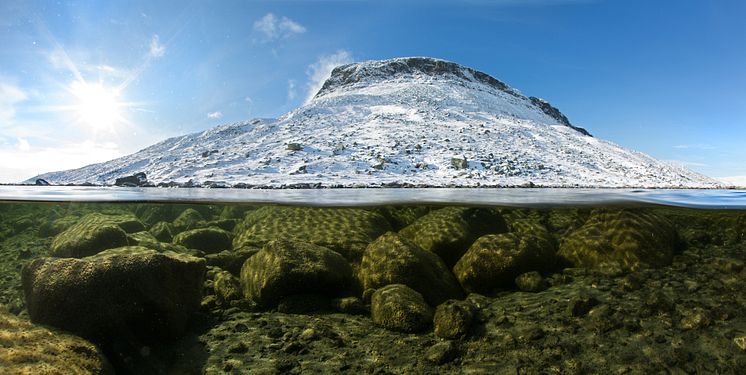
[11,203,684,372]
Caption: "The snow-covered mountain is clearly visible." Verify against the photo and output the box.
[28,57,720,188]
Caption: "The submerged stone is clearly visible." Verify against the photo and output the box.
[173,208,205,232]
[359,231,463,306]
[22,246,205,342]
[399,207,508,267]
[149,221,175,242]
[558,209,680,271]
[433,299,475,339]
[453,229,556,294]
[0,308,113,374]
[239,239,352,306]
[50,213,130,258]
[233,206,391,262]
[173,227,232,253]
[371,284,433,333]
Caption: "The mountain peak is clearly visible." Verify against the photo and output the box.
[26,57,718,188]
[314,57,588,135]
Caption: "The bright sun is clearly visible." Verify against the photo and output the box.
[70,81,123,130]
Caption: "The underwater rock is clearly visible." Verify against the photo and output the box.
[0,308,113,374]
[205,247,259,276]
[359,231,463,306]
[558,209,679,271]
[50,213,129,258]
[515,271,548,292]
[374,206,431,230]
[233,206,391,262]
[173,227,232,253]
[149,221,175,242]
[22,246,205,342]
[425,340,459,365]
[126,230,159,246]
[240,239,352,306]
[371,284,433,333]
[399,207,508,267]
[433,299,475,339]
[173,208,205,232]
[213,269,242,305]
[453,230,556,294]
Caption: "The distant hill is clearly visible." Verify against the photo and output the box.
[28,57,720,188]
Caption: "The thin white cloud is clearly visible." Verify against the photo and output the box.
[287,79,297,101]
[149,34,165,58]
[253,13,306,41]
[207,111,223,119]
[16,137,30,151]
[0,81,27,123]
[305,50,353,102]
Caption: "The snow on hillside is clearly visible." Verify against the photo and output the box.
[28,57,720,188]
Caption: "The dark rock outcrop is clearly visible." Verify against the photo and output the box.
[22,247,205,343]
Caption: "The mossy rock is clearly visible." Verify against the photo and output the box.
[374,206,432,230]
[173,208,205,232]
[126,230,159,246]
[149,221,175,242]
[433,299,475,339]
[399,207,508,267]
[240,240,352,307]
[359,232,463,306]
[453,228,556,294]
[50,213,130,258]
[22,246,205,343]
[557,209,680,271]
[205,247,260,276]
[0,308,113,374]
[173,227,232,254]
[371,284,433,333]
[213,270,242,304]
[233,206,392,262]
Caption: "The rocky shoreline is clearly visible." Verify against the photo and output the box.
[1,202,745,374]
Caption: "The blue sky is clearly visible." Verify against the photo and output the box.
[0,0,744,183]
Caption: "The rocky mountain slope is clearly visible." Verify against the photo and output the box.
[28,57,719,188]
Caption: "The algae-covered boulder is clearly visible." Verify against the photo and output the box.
[22,246,205,342]
[0,308,113,374]
[213,269,242,304]
[205,247,260,276]
[149,221,175,242]
[453,228,556,294]
[371,284,433,333]
[374,206,432,230]
[359,232,463,306]
[233,206,391,262]
[240,240,352,306]
[173,208,205,232]
[433,299,475,339]
[399,207,508,267]
[557,209,679,271]
[50,213,130,258]
[173,227,232,253]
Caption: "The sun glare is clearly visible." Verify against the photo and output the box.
[70,81,123,130]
